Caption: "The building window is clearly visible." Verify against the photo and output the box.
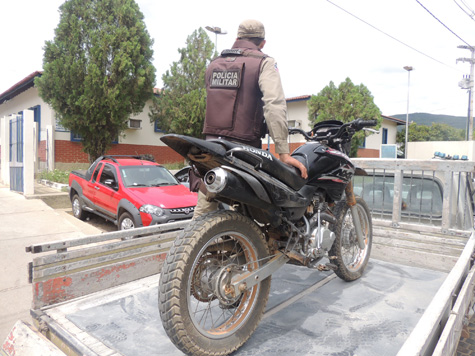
[382,128,388,145]
[154,120,166,133]
[287,120,301,128]
[128,119,142,129]
[71,132,83,142]
[29,105,41,141]
[71,131,118,144]
[55,113,68,132]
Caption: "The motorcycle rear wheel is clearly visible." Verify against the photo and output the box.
[158,210,271,356]
[329,196,372,281]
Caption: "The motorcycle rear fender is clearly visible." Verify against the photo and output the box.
[226,165,311,209]
[354,167,368,176]
[160,134,229,175]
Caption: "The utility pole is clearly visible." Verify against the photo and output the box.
[403,66,413,159]
[457,45,475,141]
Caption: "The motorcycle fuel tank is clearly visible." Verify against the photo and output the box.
[292,142,355,201]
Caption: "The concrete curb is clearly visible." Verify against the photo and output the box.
[38,180,68,192]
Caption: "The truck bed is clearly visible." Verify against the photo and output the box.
[37,259,446,356]
[11,158,474,356]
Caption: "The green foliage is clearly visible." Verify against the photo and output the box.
[149,28,214,138]
[163,161,186,171]
[36,0,156,162]
[307,78,382,157]
[396,122,466,152]
[39,169,70,184]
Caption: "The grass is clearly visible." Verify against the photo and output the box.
[38,169,70,184]
[162,162,186,170]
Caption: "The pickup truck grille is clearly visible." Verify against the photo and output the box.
[170,207,195,215]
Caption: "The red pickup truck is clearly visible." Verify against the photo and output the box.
[69,155,197,230]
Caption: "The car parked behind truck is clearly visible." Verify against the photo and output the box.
[69,155,197,230]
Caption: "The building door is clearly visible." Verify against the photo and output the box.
[9,115,24,192]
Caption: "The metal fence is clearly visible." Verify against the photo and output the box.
[353,158,475,235]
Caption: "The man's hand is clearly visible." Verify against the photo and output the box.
[279,153,308,179]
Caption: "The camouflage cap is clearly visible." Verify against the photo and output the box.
[237,19,265,39]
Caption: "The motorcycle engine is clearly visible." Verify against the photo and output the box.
[307,223,336,259]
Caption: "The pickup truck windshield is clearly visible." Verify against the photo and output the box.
[119,165,178,188]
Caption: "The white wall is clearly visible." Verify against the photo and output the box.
[0,87,56,141]
[0,87,168,147]
[0,116,9,185]
[57,98,167,146]
[365,119,399,150]
[285,99,312,145]
[23,110,35,195]
[408,141,475,160]
[116,99,167,146]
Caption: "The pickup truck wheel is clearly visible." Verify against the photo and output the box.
[72,194,88,221]
[119,212,135,230]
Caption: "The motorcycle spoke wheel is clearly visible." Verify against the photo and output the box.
[188,234,258,337]
[330,196,372,281]
[159,211,271,356]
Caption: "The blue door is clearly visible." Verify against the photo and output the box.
[9,115,24,192]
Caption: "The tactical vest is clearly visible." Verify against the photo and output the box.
[203,40,268,146]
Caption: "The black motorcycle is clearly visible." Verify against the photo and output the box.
[158,119,377,356]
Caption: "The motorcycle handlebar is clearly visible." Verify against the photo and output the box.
[354,119,378,130]
[289,118,378,142]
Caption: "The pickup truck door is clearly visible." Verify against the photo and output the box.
[93,163,121,218]
[82,162,103,208]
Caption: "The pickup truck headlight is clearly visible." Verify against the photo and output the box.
[140,204,164,217]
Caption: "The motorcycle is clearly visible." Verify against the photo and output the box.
[158,118,377,356]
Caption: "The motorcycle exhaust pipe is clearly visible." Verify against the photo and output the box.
[204,168,228,193]
[204,168,269,210]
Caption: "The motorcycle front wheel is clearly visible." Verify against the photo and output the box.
[158,210,271,356]
[329,196,373,282]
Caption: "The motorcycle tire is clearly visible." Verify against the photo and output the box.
[329,196,373,282]
[158,210,271,356]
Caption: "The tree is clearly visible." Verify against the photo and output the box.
[396,122,465,153]
[149,28,214,138]
[307,78,382,157]
[36,0,155,162]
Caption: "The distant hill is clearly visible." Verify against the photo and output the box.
[391,113,468,131]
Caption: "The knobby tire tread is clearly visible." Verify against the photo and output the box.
[158,210,270,356]
[329,196,372,282]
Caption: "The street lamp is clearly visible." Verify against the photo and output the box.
[403,66,414,159]
[205,26,227,56]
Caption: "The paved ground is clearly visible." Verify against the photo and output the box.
[0,181,105,343]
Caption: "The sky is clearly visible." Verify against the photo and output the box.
[2,0,475,117]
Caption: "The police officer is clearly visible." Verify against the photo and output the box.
[193,19,308,218]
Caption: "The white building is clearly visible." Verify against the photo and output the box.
[282,95,405,158]
[0,72,182,173]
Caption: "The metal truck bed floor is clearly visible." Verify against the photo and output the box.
[41,259,446,356]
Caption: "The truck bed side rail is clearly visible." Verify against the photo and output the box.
[26,221,188,309]
[396,231,475,356]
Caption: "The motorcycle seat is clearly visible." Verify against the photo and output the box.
[211,139,308,191]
